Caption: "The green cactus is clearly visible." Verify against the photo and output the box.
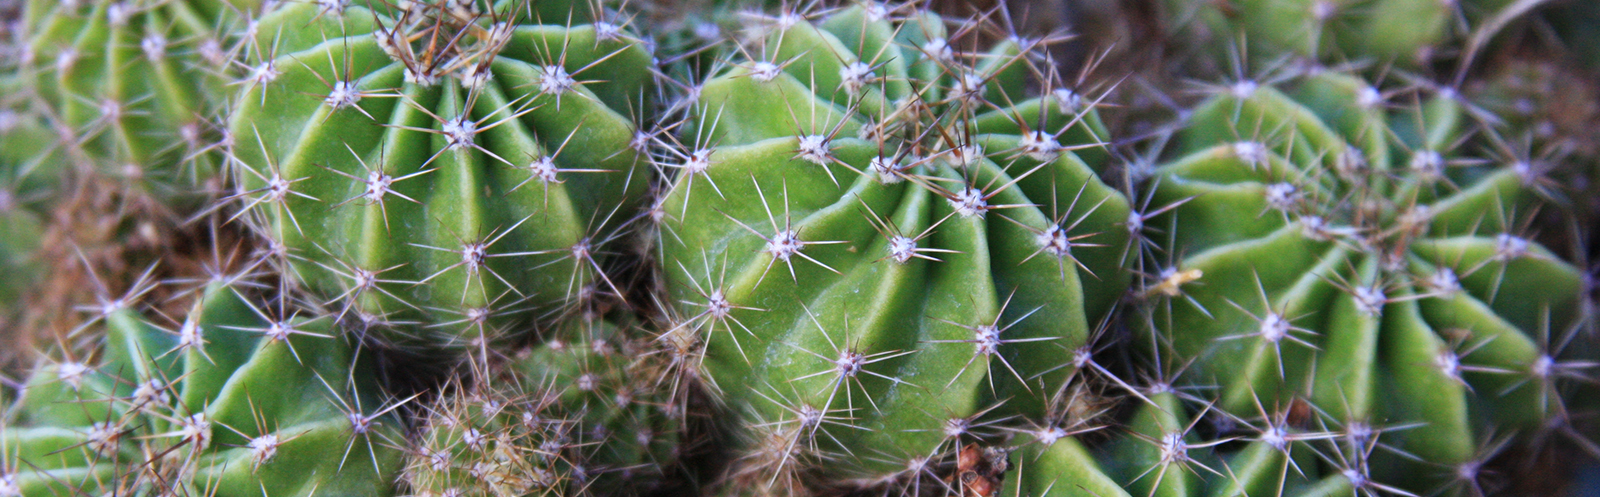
[5,0,1598,496]
[1139,68,1588,490]
[0,278,405,497]
[653,2,1134,490]
[20,0,256,197]
[1161,0,1523,69]
[404,314,680,496]
[226,0,655,352]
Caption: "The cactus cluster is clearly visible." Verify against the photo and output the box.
[2,0,1598,497]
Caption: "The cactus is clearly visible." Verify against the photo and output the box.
[653,2,1134,490]
[19,0,258,198]
[1160,0,1524,69]
[0,278,405,497]
[225,0,655,352]
[404,314,681,496]
[0,208,42,325]
[1139,67,1589,490]
[4,0,1599,496]
[1004,385,1421,497]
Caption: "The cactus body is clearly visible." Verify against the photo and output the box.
[656,3,1132,488]
[406,315,680,496]
[1,281,404,497]
[228,1,655,351]
[1144,69,1586,487]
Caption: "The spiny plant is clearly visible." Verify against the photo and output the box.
[1159,0,1532,70]
[226,0,656,354]
[405,313,681,497]
[18,0,260,199]
[1139,66,1592,491]
[0,276,406,497]
[653,1,1134,491]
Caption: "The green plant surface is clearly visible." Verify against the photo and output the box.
[226,0,655,353]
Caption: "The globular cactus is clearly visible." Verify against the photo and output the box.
[1140,68,1590,490]
[654,1,1132,491]
[405,314,680,496]
[226,0,655,353]
[1,278,405,497]
[19,0,256,197]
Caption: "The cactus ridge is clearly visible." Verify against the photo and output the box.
[0,101,66,327]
